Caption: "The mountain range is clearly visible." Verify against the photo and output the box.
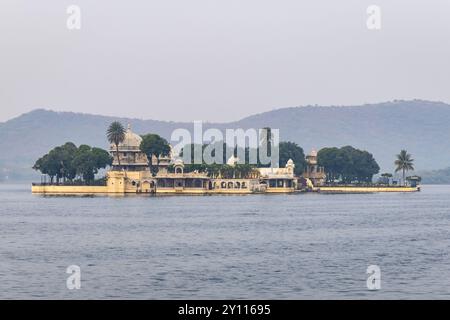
[1,100,449,182]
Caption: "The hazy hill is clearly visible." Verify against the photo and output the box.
[1,100,449,181]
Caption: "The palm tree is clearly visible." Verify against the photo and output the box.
[395,150,414,186]
[107,122,126,167]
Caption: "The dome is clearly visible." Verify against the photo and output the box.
[227,155,239,166]
[111,124,142,149]
[173,158,184,167]
[286,159,294,166]
[310,149,318,157]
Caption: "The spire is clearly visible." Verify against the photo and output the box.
[127,123,131,131]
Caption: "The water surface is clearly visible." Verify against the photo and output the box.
[1,184,449,299]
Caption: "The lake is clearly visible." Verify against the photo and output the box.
[1,184,449,299]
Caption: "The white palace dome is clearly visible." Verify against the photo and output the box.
[112,124,142,150]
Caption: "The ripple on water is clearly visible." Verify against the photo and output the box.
[0,184,450,299]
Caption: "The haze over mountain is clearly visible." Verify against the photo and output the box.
[1,100,449,181]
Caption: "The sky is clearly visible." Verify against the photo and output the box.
[0,0,449,123]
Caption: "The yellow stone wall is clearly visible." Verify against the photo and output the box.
[31,170,419,195]
[317,186,419,193]
[31,185,109,194]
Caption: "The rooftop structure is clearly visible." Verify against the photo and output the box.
[303,149,326,186]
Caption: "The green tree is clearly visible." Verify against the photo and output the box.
[92,147,113,171]
[58,142,78,182]
[380,173,393,185]
[33,142,77,183]
[33,153,58,183]
[33,143,111,184]
[72,145,112,182]
[279,141,306,175]
[140,134,171,176]
[234,164,259,179]
[72,145,96,182]
[107,122,125,167]
[340,146,379,183]
[318,146,380,184]
[317,147,343,182]
[395,150,414,186]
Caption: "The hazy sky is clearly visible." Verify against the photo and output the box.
[0,0,449,122]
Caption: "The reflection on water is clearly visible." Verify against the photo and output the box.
[1,184,450,299]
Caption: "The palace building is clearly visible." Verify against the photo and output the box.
[110,124,171,172]
[302,150,326,187]
[106,125,299,194]
[32,124,423,195]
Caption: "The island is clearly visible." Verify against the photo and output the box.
[31,123,420,195]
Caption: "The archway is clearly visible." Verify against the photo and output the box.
[175,166,183,174]
[142,181,151,193]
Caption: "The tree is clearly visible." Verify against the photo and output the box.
[279,141,306,175]
[72,145,112,182]
[395,150,414,186]
[106,122,125,167]
[341,146,380,183]
[140,134,171,176]
[33,143,112,184]
[33,142,77,183]
[379,173,393,185]
[234,164,259,179]
[317,146,380,184]
[317,147,344,183]
[58,142,78,182]
[92,147,113,171]
[33,153,58,183]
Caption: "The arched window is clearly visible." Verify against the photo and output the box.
[175,166,183,174]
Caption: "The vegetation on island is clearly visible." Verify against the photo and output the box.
[317,146,380,184]
[177,143,259,179]
[377,173,393,185]
[278,142,306,175]
[32,120,420,188]
[140,134,171,176]
[107,121,126,167]
[32,142,112,184]
[178,140,306,177]
[4,101,449,182]
[395,150,415,185]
